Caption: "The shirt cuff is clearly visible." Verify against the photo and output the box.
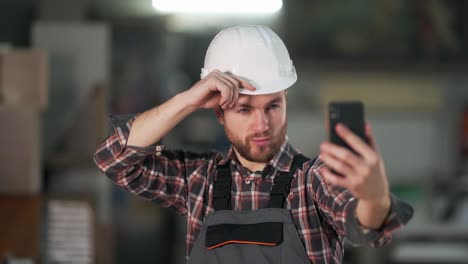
[109,113,164,156]
[345,193,414,247]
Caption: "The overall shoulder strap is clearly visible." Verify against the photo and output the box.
[268,154,313,208]
[213,163,232,211]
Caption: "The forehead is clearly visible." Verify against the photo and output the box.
[237,91,286,106]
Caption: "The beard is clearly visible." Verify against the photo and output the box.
[224,121,287,163]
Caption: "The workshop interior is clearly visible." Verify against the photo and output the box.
[1,0,468,263]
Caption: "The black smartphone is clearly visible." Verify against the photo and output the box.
[328,101,367,154]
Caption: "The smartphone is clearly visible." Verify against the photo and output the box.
[328,101,367,154]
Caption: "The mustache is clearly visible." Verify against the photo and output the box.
[247,131,272,140]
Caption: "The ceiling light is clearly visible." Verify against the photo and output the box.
[152,0,282,15]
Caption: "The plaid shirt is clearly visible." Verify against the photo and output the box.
[94,114,413,263]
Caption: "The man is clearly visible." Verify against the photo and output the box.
[94,25,413,263]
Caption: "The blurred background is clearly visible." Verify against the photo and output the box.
[1,0,468,263]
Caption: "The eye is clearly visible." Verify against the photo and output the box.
[238,108,250,114]
[267,104,280,111]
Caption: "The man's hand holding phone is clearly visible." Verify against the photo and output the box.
[318,121,389,204]
[318,119,392,229]
[320,101,389,202]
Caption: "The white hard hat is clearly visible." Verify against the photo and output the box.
[201,25,297,95]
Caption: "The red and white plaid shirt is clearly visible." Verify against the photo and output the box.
[94,114,413,263]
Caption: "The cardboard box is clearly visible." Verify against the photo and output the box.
[0,50,48,110]
[0,195,41,261]
[0,106,41,194]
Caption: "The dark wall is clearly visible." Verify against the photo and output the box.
[0,1,37,47]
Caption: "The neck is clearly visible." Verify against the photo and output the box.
[233,149,268,172]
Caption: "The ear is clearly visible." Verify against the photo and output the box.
[214,107,225,125]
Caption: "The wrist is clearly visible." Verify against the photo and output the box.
[175,91,199,113]
[360,194,391,209]
[356,195,391,230]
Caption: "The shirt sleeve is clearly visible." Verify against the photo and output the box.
[308,160,414,247]
[93,113,215,216]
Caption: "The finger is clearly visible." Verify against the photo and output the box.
[222,83,234,109]
[222,78,241,108]
[223,86,234,109]
[220,72,241,89]
[212,75,234,109]
[213,78,232,109]
[219,76,237,108]
[231,75,256,91]
[213,71,239,90]
[317,166,348,188]
[229,90,239,108]
[319,153,355,177]
[320,141,364,170]
[320,141,375,180]
[335,123,375,161]
[365,122,378,150]
[220,74,241,108]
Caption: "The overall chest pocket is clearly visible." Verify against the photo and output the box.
[206,222,283,249]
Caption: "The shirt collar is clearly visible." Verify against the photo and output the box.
[218,135,299,172]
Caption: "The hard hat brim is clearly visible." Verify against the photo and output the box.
[239,77,297,95]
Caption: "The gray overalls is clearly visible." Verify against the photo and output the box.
[188,155,314,264]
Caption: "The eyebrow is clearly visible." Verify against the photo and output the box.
[235,97,282,108]
[267,98,282,105]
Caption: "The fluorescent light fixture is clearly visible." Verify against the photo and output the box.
[152,0,282,14]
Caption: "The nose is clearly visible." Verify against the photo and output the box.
[252,110,269,133]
